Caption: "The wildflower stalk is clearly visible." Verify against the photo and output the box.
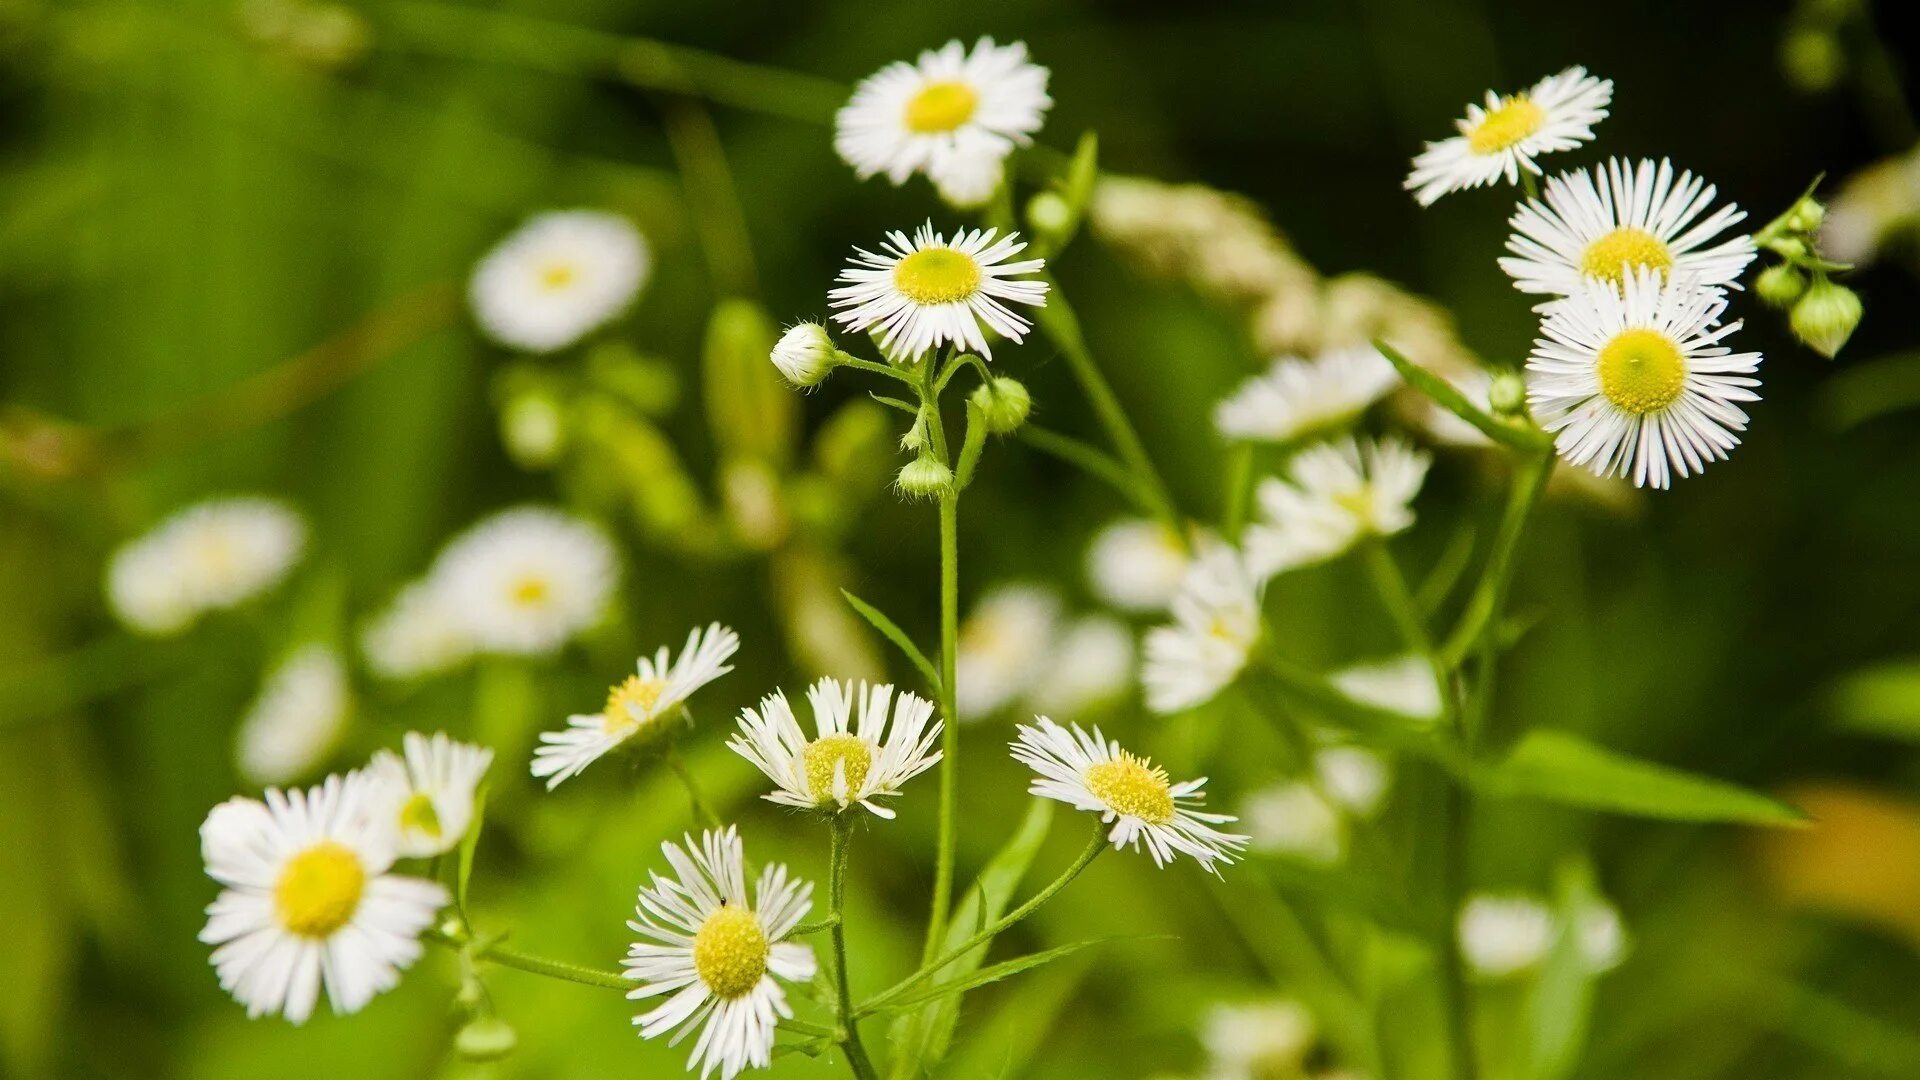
[912,357,964,965]
[829,815,882,1080]
[663,744,721,830]
[1439,447,1554,672]
[1363,538,1431,656]
[428,928,635,991]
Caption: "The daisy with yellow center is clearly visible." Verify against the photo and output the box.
[828,222,1049,362]
[1528,269,1762,489]
[431,506,619,657]
[1142,547,1263,714]
[532,623,740,790]
[198,772,447,1023]
[106,496,307,637]
[1405,67,1613,207]
[1010,717,1247,872]
[1085,517,1206,614]
[955,583,1061,720]
[368,731,493,858]
[1501,158,1755,299]
[469,210,649,353]
[622,827,816,1080]
[729,678,942,818]
[1243,435,1430,580]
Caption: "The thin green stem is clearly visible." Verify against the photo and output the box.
[459,937,635,991]
[1221,442,1256,541]
[779,1017,840,1040]
[659,97,758,296]
[929,491,962,961]
[836,354,919,387]
[1364,538,1431,656]
[1439,777,1477,1080]
[829,816,882,1080]
[665,744,721,830]
[1439,449,1553,673]
[1519,170,1540,201]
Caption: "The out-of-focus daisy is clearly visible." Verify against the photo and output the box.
[235,645,351,787]
[469,211,649,353]
[729,678,942,818]
[1331,654,1444,724]
[1243,435,1430,579]
[360,580,475,680]
[1085,518,1196,614]
[1143,548,1262,714]
[1027,615,1135,719]
[368,731,493,858]
[531,624,739,790]
[198,773,447,1023]
[1405,67,1613,207]
[1314,745,1391,819]
[1820,152,1920,266]
[834,38,1050,198]
[1201,999,1317,1080]
[1528,269,1762,489]
[1011,716,1248,872]
[1214,347,1399,444]
[1458,894,1555,978]
[106,497,307,636]
[1501,158,1755,298]
[622,827,816,1080]
[828,223,1048,362]
[433,506,619,656]
[1241,780,1345,864]
[1577,899,1629,972]
[955,583,1061,720]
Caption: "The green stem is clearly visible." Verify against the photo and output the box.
[1439,777,1477,1080]
[908,361,964,967]
[1364,538,1431,656]
[461,938,635,991]
[836,354,919,387]
[1221,442,1256,541]
[829,816,882,1080]
[659,97,758,297]
[1519,170,1540,201]
[664,744,721,830]
[779,1017,840,1040]
[1439,449,1553,672]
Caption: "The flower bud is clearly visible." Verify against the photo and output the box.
[1488,370,1527,417]
[1781,28,1844,93]
[898,410,929,453]
[1790,276,1864,358]
[1767,235,1809,261]
[500,391,567,469]
[770,321,838,388]
[1786,197,1827,233]
[1755,262,1809,308]
[1026,192,1073,240]
[895,456,954,499]
[455,1016,518,1062]
[970,377,1032,435]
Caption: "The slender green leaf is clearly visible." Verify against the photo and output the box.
[1016,425,1159,515]
[1480,730,1806,826]
[456,781,488,917]
[839,590,941,694]
[1828,660,1920,741]
[1373,340,1551,452]
[869,937,1139,1014]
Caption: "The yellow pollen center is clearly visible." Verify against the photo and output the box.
[1596,328,1687,416]
[802,733,873,802]
[1085,753,1176,825]
[903,80,978,133]
[602,675,667,734]
[274,841,365,938]
[1580,227,1673,286]
[893,248,981,305]
[537,261,578,290]
[1468,96,1545,154]
[508,574,550,608]
[399,792,442,838]
[692,905,769,998]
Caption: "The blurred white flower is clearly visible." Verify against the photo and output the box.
[432,506,619,656]
[469,210,648,353]
[106,497,307,636]
[956,583,1062,720]
[730,678,943,818]
[1331,654,1444,723]
[234,645,350,787]
[1241,780,1344,864]
[1214,346,1398,444]
[1820,152,1920,266]
[1458,894,1555,977]
[1085,518,1195,614]
[1027,615,1135,719]
[360,580,475,680]
[1405,67,1612,207]
[367,731,493,858]
[829,223,1049,362]
[1575,898,1629,972]
[1243,435,1429,579]
[1143,548,1261,714]
[1314,745,1391,818]
[1201,999,1317,1080]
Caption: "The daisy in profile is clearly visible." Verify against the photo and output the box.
[1085,518,1198,614]
[1458,894,1556,978]
[106,497,307,636]
[470,210,649,353]
[729,678,942,818]
[360,580,475,681]
[198,772,447,1023]
[368,731,494,857]
[235,644,352,787]
[828,222,1048,362]
[955,583,1061,720]
[1027,615,1136,719]
[1527,269,1762,488]
[1214,346,1399,444]
[531,623,740,789]
[1405,66,1613,207]
[1242,435,1430,579]
[1142,547,1262,714]
[622,827,816,1080]
[432,506,619,655]
[1501,158,1755,299]
[834,38,1050,200]
[1010,716,1247,872]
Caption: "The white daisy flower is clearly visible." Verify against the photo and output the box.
[1331,654,1445,723]
[198,772,448,1023]
[531,623,740,790]
[1011,717,1247,873]
[1142,547,1262,714]
[469,210,649,353]
[1500,158,1755,299]
[1026,615,1135,719]
[622,827,816,1080]
[827,222,1049,362]
[1243,435,1430,579]
[1577,899,1629,972]
[1214,346,1399,444]
[432,506,619,656]
[360,580,475,681]
[1201,999,1317,1080]
[1457,894,1555,978]
[1241,781,1345,865]
[955,583,1061,720]
[1314,745,1391,819]
[235,645,351,787]
[368,731,494,858]
[1527,269,1762,489]
[106,497,307,636]
[1085,518,1196,614]
[729,678,942,818]
[1405,67,1613,207]
[834,38,1050,196]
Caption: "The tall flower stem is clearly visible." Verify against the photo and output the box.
[914,360,964,965]
[428,929,634,991]
[829,815,882,1080]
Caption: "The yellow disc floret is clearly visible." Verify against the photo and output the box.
[904,80,979,134]
[893,248,982,305]
[802,733,874,803]
[1085,752,1176,825]
[399,792,442,839]
[1580,228,1673,286]
[692,905,769,998]
[1468,96,1545,154]
[275,841,366,938]
[507,574,550,608]
[602,675,667,735]
[537,261,578,291]
[1596,328,1687,416]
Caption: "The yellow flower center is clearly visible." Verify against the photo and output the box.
[1085,752,1176,825]
[903,80,978,134]
[274,841,366,938]
[537,261,578,291]
[1468,96,1545,154]
[1335,487,1377,526]
[602,675,667,735]
[893,248,981,305]
[1580,227,1673,286]
[802,733,873,802]
[399,792,442,839]
[507,574,550,608]
[691,905,769,998]
[1596,328,1687,416]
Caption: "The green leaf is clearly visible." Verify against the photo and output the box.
[1016,425,1160,516]
[1373,340,1551,452]
[954,401,990,490]
[702,298,793,468]
[868,937,1139,1014]
[1526,860,1605,1080]
[456,781,488,917]
[1480,730,1806,826]
[1828,660,1920,741]
[839,590,941,695]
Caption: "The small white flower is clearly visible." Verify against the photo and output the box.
[360,580,475,680]
[729,678,943,818]
[1458,894,1556,978]
[956,583,1062,720]
[1501,158,1755,299]
[1314,745,1391,818]
[828,222,1049,362]
[834,38,1050,197]
[432,506,619,655]
[1214,346,1399,444]
[623,828,816,1080]
[532,624,740,790]
[1201,999,1317,1080]
[1241,781,1345,864]
[235,645,351,787]
[1405,67,1613,207]
[1085,518,1196,614]
[1143,547,1262,714]
[368,732,493,858]
[1331,654,1444,723]
[1027,615,1135,719]
[1011,716,1248,872]
[1243,435,1430,579]
[198,772,448,1023]
[769,322,838,387]
[931,152,1006,210]
[1528,269,1762,489]
[106,497,307,636]
[469,210,649,353]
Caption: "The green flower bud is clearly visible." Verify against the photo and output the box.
[1026,192,1073,239]
[1766,235,1809,260]
[969,376,1032,435]
[455,1016,518,1062]
[895,456,954,500]
[898,411,929,453]
[1790,276,1864,358]
[500,391,567,469]
[1488,370,1527,417]
[1781,28,1844,93]
[770,322,838,388]
[1786,197,1827,233]
[1755,262,1809,308]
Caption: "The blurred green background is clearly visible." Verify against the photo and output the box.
[6,0,1920,1077]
